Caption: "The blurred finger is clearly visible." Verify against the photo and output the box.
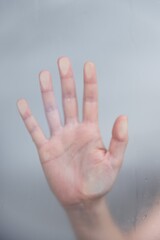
[17,99,47,148]
[57,57,79,125]
[39,70,62,135]
[83,62,98,123]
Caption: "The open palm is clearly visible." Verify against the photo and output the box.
[17,57,128,208]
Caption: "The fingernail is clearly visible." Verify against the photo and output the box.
[85,62,94,79]
[17,99,28,115]
[119,116,128,138]
[59,57,70,75]
[40,71,50,90]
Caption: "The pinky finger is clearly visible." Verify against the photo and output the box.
[17,99,48,149]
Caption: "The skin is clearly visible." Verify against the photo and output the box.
[17,57,160,240]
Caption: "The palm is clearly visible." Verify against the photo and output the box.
[39,123,114,206]
[17,57,128,207]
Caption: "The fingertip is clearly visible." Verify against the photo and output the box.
[112,115,128,142]
[17,98,27,114]
[57,56,71,76]
[57,56,70,65]
[84,61,95,67]
[39,70,50,78]
[84,62,94,78]
[16,98,22,107]
[17,99,31,119]
[39,70,51,90]
[120,115,128,122]
[39,70,51,82]
[17,98,27,107]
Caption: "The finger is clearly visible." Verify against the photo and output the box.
[83,62,98,123]
[57,57,79,125]
[17,99,48,148]
[39,70,62,135]
[108,115,129,168]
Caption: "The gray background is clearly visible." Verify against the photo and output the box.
[1,0,160,239]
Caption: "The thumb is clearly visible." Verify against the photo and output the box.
[108,115,129,168]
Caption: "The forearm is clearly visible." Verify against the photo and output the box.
[65,197,128,240]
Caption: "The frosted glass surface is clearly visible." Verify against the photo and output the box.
[1,0,160,239]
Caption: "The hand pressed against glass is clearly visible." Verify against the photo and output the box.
[17,57,128,208]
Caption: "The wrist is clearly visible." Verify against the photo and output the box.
[64,197,109,240]
[64,196,107,221]
[64,197,127,240]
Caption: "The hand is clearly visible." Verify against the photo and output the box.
[17,57,128,208]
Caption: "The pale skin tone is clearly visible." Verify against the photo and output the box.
[17,57,160,240]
